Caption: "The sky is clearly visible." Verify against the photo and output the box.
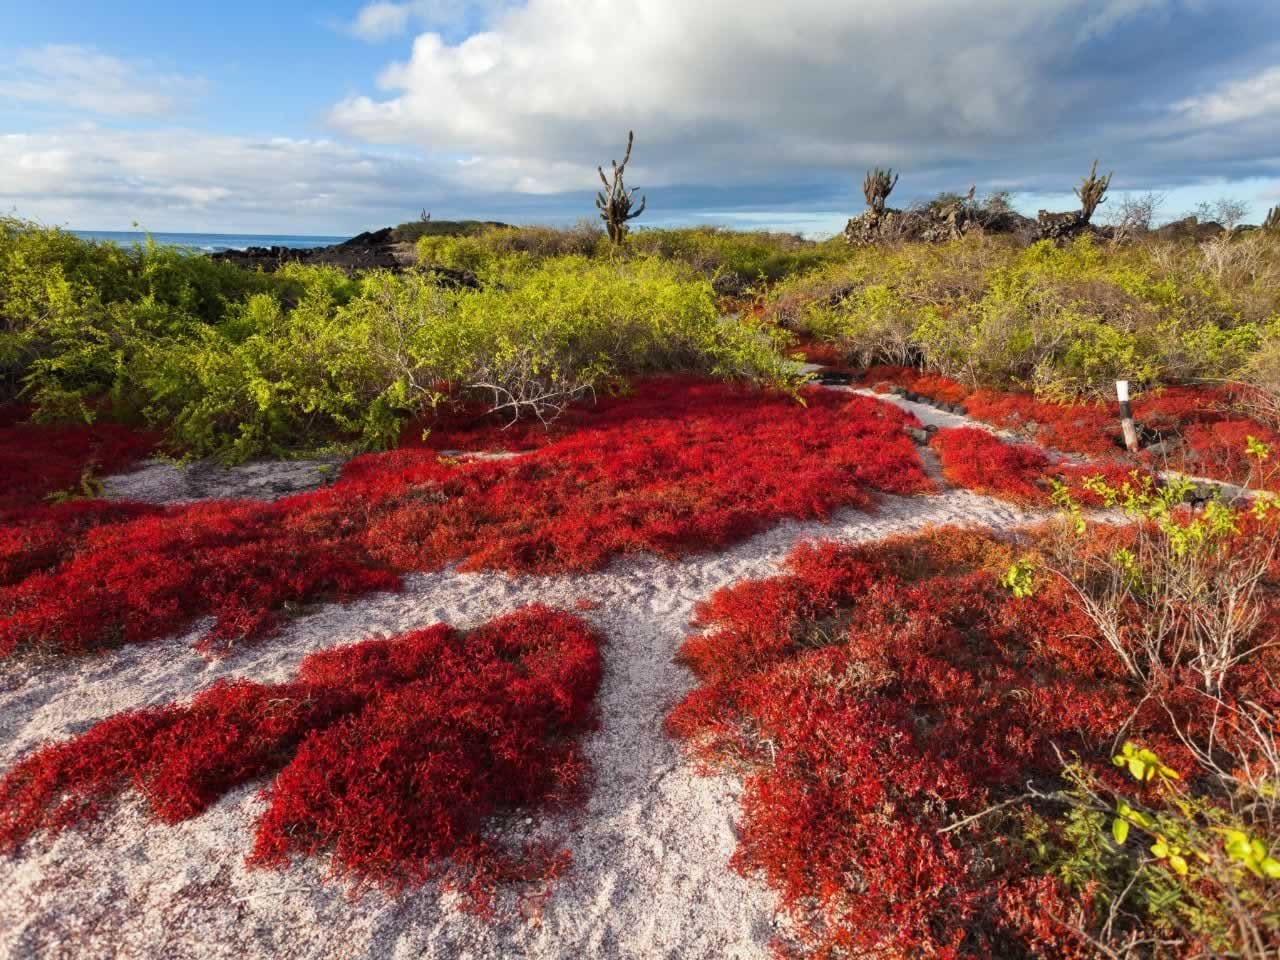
[1,0,1279,237]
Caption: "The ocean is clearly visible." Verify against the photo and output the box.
[70,230,350,253]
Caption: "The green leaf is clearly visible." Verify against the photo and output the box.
[1111,817,1130,845]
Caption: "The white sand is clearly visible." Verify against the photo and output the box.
[101,457,347,504]
[0,483,1038,960]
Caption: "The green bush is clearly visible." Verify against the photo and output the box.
[625,227,848,284]
[0,216,280,411]
[769,232,1280,398]
[416,223,848,287]
[132,256,795,460]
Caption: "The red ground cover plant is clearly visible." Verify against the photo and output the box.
[0,378,932,659]
[0,411,157,514]
[0,605,602,907]
[790,336,848,368]
[862,364,970,406]
[859,367,1280,489]
[0,411,164,586]
[929,426,1149,506]
[665,527,1276,958]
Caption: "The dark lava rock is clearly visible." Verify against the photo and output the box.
[815,370,853,386]
[210,226,418,274]
[1149,217,1226,243]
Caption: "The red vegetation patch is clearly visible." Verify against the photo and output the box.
[0,413,157,515]
[0,605,601,907]
[930,426,1149,506]
[1,378,931,659]
[963,389,1121,458]
[862,363,970,405]
[858,368,1280,490]
[665,527,1274,957]
[0,412,164,586]
[790,337,847,368]
[1180,419,1280,488]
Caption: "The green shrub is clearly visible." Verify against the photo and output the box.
[390,219,508,243]
[134,255,796,460]
[417,221,605,275]
[770,232,1280,398]
[0,216,280,411]
[416,223,848,287]
[626,227,847,284]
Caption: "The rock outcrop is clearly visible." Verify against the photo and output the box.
[210,227,414,273]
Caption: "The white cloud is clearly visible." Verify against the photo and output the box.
[351,2,416,40]
[1175,65,1280,126]
[330,0,1206,195]
[0,128,443,232]
[348,1,510,41]
[1,45,201,117]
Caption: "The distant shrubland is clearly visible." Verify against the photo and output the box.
[1,216,794,461]
[5,213,1280,459]
[769,231,1280,400]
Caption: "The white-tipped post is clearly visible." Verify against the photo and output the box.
[1116,379,1139,452]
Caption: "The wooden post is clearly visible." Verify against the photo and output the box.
[1116,380,1139,452]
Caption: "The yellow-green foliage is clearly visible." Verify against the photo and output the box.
[126,255,794,460]
[624,227,848,284]
[417,221,605,274]
[1028,744,1280,955]
[0,216,280,412]
[3,218,797,460]
[418,223,848,287]
[770,232,1280,398]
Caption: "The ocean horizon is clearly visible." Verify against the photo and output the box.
[70,230,350,254]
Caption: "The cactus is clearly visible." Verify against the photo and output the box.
[596,131,646,244]
[1074,159,1112,223]
[863,167,899,215]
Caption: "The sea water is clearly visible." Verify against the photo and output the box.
[70,230,349,253]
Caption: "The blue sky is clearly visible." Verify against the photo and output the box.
[2,0,1279,236]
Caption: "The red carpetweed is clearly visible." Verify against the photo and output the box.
[863,364,970,405]
[859,367,1279,490]
[930,426,1150,506]
[1,378,931,659]
[0,413,157,515]
[666,527,1272,957]
[0,605,602,907]
[1179,419,1280,488]
[0,413,165,584]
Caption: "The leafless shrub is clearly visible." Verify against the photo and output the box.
[1191,197,1250,231]
[1106,191,1165,238]
[1048,480,1278,700]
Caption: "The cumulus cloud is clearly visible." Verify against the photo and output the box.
[330,0,1280,200]
[0,128,447,232]
[1175,65,1280,126]
[1,45,200,117]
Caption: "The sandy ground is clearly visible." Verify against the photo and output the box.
[101,457,348,504]
[0,493,1037,960]
[3,391,1050,960]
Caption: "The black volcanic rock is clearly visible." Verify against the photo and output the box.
[210,227,414,273]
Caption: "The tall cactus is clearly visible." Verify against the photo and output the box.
[596,131,646,244]
[1074,159,1112,223]
[863,167,899,215]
